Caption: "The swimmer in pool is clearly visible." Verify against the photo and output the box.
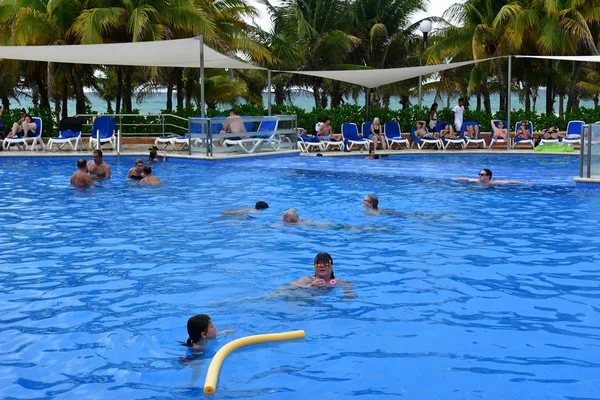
[86,149,111,181]
[282,208,312,224]
[148,147,167,163]
[70,158,93,187]
[180,314,234,365]
[222,201,269,215]
[452,168,528,185]
[290,252,356,298]
[127,159,145,180]
[139,166,161,186]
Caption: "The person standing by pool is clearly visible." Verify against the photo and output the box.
[140,166,161,186]
[452,168,527,185]
[429,103,438,130]
[70,158,93,187]
[451,98,465,132]
[87,149,111,181]
[127,159,145,180]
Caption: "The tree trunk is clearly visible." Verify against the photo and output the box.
[532,87,538,112]
[482,82,492,114]
[185,71,194,108]
[47,62,54,110]
[175,68,184,110]
[123,66,133,113]
[1,96,10,110]
[166,79,173,112]
[523,63,531,112]
[594,93,598,108]
[494,58,507,112]
[401,95,410,109]
[558,94,564,117]
[62,80,68,120]
[566,61,583,113]
[116,67,122,114]
[476,92,481,111]
[320,89,328,109]
[32,84,39,109]
[70,66,87,114]
[36,77,50,109]
[312,84,321,109]
[383,93,390,108]
[274,84,286,105]
[545,60,554,114]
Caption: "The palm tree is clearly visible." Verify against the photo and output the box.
[500,0,600,113]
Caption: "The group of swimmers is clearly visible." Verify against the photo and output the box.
[69,148,165,188]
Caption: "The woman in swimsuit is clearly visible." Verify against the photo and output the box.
[127,159,145,180]
[148,147,167,163]
[370,117,387,150]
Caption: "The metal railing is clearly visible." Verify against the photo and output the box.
[579,123,600,178]
[75,113,188,138]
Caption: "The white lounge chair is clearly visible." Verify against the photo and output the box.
[3,117,44,151]
[489,120,508,149]
[88,116,117,150]
[463,121,486,149]
[560,120,584,147]
[47,117,83,151]
[224,118,279,153]
[384,121,409,149]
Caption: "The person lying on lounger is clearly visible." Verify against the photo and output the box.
[452,168,528,185]
[491,120,507,140]
[516,121,532,139]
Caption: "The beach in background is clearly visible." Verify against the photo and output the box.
[9,89,596,116]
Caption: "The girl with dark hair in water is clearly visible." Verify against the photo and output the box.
[147,146,167,163]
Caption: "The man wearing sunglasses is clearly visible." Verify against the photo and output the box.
[453,169,526,185]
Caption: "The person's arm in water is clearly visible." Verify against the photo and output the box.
[490,179,529,185]
[290,276,316,287]
[452,177,477,182]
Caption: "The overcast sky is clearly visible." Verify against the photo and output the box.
[248,0,461,32]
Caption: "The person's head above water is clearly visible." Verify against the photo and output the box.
[283,208,299,223]
[479,168,492,183]
[362,194,379,209]
[314,252,335,280]
[185,314,217,347]
[77,158,86,169]
[255,201,269,210]
[143,165,152,175]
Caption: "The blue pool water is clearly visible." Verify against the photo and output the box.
[1,154,599,400]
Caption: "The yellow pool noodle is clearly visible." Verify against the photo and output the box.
[203,330,306,395]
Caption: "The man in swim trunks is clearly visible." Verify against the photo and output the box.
[140,166,161,186]
[452,168,527,185]
[87,149,111,181]
[70,158,93,187]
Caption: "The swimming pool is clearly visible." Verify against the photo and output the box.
[1,154,599,399]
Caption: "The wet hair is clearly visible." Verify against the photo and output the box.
[482,168,492,178]
[77,158,86,168]
[184,314,211,346]
[135,159,144,166]
[366,193,379,209]
[149,149,157,160]
[314,252,335,279]
[93,149,103,157]
[283,208,299,222]
[430,103,438,111]
[143,166,152,175]
[255,201,269,210]
[316,153,323,157]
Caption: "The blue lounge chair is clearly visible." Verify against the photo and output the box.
[88,116,116,150]
[463,121,486,149]
[410,123,441,149]
[3,117,44,151]
[47,117,83,151]
[224,118,280,153]
[490,120,508,149]
[438,121,466,150]
[298,129,324,153]
[513,121,534,149]
[341,122,369,152]
[360,122,374,147]
[561,120,584,147]
[384,121,409,149]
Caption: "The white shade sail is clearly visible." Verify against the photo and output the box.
[516,55,600,62]
[0,37,264,69]
[285,57,499,88]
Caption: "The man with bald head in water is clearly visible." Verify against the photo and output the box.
[70,158,93,187]
[87,149,111,181]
